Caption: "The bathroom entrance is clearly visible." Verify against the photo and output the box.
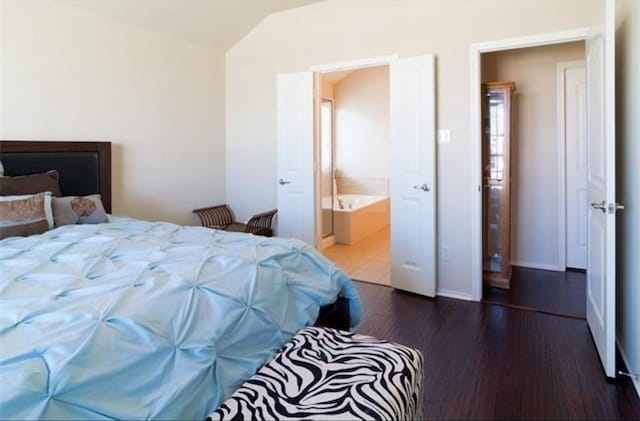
[277,54,437,297]
[317,66,391,285]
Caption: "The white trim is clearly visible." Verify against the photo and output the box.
[469,28,590,302]
[510,260,564,272]
[313,73,322,247]
[557,62,567,270]
[472,28,591,54]
[469,45,483,303]
[616,338,640,398]
[319,234,336,250]
[557,60,587,271]
[437,289,473,302]
[310,55,399,73]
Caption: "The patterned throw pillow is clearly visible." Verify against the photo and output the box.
[52,194,108,226]
[0,170,62,196]
[0,192,54,240]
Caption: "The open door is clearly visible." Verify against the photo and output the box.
[389,55,437,297]
[586,0,617,378]
[276,72,315,245]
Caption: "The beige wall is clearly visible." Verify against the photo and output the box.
[615,0,640,397]
[334,66,389,195]
[1,0,226,225]
[319,78,334,100]
[225,0,600,298]
[482,42,585,269]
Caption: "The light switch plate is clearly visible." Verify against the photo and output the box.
[437,129,451,144]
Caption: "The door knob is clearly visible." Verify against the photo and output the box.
[590,200,606,213]
[413,184,431,192]
[278,178,291,185]
[607,203,625,214]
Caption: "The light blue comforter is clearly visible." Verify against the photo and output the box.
[0,218,361,420]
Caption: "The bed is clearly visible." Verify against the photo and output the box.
[0,140,362,420]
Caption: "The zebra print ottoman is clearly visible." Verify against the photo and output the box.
[207,327,424,421]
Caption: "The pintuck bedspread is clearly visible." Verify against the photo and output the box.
[0,218,361,420]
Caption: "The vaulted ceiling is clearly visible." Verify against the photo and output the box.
[56,0,324,50]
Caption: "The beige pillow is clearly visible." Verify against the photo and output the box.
[0,192,54,240]
[52,194,108,226]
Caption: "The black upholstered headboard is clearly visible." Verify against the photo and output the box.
[0,141,112,213]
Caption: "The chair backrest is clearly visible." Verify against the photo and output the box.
[246,209,277,234]
[192,204,234,228]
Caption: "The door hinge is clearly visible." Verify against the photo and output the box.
[608,203,625,214]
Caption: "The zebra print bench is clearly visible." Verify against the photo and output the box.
[208,327,424,420]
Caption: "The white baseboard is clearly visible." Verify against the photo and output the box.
[437,289,473,302]
[319,235,336,250]
[616,337,640,398]
[510,260,564,272]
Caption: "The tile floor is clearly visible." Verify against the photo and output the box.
[321,226,390,286]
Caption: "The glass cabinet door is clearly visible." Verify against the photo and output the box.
[482,82,514,287]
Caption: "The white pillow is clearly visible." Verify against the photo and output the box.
[0,160,4,176]
[0,192,54,228]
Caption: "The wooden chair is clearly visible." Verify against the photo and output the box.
[193,205,277,237]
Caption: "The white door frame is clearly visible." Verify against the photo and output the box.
[469,28,590,302]
[310,55,399,74]
[309,55,398,247]
[557,60,587,270]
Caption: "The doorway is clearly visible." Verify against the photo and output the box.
[276,54,437,297]
[482,41,588,282]
[470,3,618,378]
[479,42,587,316]
[481,45,587,319]
[316,66,391,286]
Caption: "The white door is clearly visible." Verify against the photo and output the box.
[276,72,315,245]
[565,63,588,270]
[389,55,437,297]
[586,0,617,378]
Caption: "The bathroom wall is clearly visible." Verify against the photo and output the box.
[334,65,389,196]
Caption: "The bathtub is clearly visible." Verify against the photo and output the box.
[333,194,390,245]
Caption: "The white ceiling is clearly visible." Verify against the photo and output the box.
[56,0,324,51]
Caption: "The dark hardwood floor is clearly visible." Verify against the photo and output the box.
[483,266,586,319]
[352,280,640,420]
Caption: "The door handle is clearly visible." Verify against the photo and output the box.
[590,200,606,213]
[278,178,291,186]
[413,183,431,192]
